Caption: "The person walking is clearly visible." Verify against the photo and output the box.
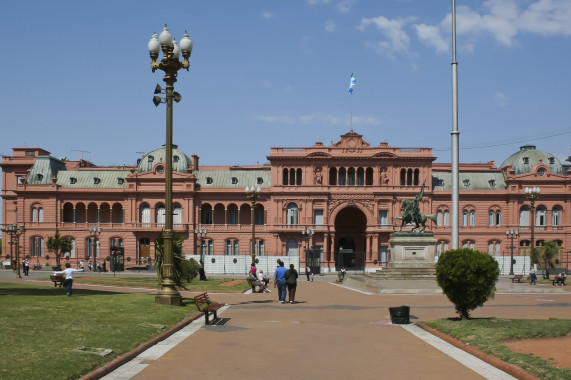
[79,260,84,271]
[306,266,311,281]
[285,264,299,304]
[24,259,30,276]
[274,260,287,303]
[530,267,537,285]
[54,262,84,296]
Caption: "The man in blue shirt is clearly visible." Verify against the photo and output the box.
[274,260,287,303]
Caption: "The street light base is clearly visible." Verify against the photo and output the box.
[155,293,182,306]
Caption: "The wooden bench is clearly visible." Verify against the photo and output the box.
[193,292,224,325]
[50,275,66,287]
[510,274,524,283]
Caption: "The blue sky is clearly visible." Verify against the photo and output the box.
[1,0,570,170]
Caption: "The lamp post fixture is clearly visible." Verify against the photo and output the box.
[302,228,315,271]
[4,225,16,268]
[506,228,518,276]
[8,224,25,278]
[88,226,101,272]
[195,228,208,281]
[245,186,261,267]
[525,186,540,270]
[149,24,193,306]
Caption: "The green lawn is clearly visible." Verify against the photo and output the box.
[0,282,199,380]
[71,276,250,293]
[425,318,571,380]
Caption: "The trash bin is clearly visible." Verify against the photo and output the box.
[389,306,410,324]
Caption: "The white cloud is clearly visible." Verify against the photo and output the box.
[308,0,332,5]
[261,12,274,19]
[358,16,416,56]
[256,112,381,127]
[324,20,336,33]
[415,0,571,53]
[337,0,355,13]
[494,91,509,107]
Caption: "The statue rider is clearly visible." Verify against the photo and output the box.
[411,180,425,226]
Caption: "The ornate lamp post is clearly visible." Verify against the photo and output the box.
[525,186,540,270]
[506,228,518,275]
[195,228,208,281]
[9,224,25,278]
[245,186,261,267]
[302,228,315,272]
[149,25,193,306]
[88,226,101,272]
[3,225,16,268]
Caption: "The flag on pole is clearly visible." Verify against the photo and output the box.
[348,75,356,94]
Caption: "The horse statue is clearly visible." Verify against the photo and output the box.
[395,180,436,232]
[396,199,437,232]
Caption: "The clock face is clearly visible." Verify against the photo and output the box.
[538,168,545,176]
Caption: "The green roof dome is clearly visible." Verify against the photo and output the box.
[137,145,191,173]
[501,145,564,175]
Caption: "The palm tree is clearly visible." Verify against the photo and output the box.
[541,240,560,279]
[154,232,187,290]
[47,233,73,270]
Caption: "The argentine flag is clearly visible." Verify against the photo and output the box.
[348,75,356,94]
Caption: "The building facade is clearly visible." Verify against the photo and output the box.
[2,131,570,273]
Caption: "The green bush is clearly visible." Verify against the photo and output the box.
[435,248,500,319]
[180,258,200,282]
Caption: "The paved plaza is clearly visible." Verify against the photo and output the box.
[2,270,570,379]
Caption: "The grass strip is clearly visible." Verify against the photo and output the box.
[0,282,199,380]
[424,318,571,380]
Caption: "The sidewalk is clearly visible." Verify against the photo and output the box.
[102,280,569,380]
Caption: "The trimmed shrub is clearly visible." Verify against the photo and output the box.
[180,258,200,283]
[436,248,500,319]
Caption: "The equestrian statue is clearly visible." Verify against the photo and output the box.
[396,180,437,232]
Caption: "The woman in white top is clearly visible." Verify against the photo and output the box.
[54,262,83,296]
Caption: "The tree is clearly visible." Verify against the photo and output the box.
[435,248,500,319]
[154,232,187,290]
[540,240,560,279]
[46,233,73,270]
[180,258,201,282]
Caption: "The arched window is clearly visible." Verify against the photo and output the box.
[356,167,364,186]
[257,240,265,256]
[338,168,346,186]
[63,237,75,258]
[437,211,442,226]
[173,204,182,227]
[254,205,265,225]
[283,168,288,185]
[32,206,44,222]
[140,203,150,227]
[200,204,213,224]
[365,167,373,186]
[489,210,495,226]
[110,237,123,248]
[347,167,355,186]
[287,203,298,226]
[470,210,476,226]
[407,168,413,186]
[227,204,239,225]
[519,206,530,226]
[414,169,419,186]
[296,168,302,185]
[286,238,298,256]
[462,210,468,226]
[552,206,562,226]
[289,168,295,186]
[443,210,449,226]
[156,204,166,226]
[536,206,546,226]
[462,241,475,249]
[400,169,406,186]
[496,210,502,226]
[32,207,38,222]
[329,167,337,185]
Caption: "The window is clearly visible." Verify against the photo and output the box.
[552,206,562,226]
[536,206,546,226]
[32,206,43,222]
[488,241,501,256]
[94,177,101,184]
[64,238,76,258]
[37,174,43,182]
[173,155,179,163]
[228,210,238,225]
[462,241,475,249]
[225,240,239,255]
[206,177,213,184]
[254,207,264,225]
[286,238,298,256]
[347,167,355,186]
[338,168,346,186]
[156,204,166,226]
[157,167,164,174]
[379,210,389,225]
[489,179,496,187]
[286,203,298,225]
[519,206,530,226]
[462,210,468,226]
[117,178,124,185]
[31,237,44,257]
[378,246,388,263]
[523,157,529,164]
[110,238,123,248]
[234,240,239,255]
[201,240,213,255]
[537,168,545,176]
[437,211,442,226]
[25,150,35,156]
[70,177,77,184]
[257,240,265,256]
[489,210,494,226]
[548,157,555,164]
[443,210,449,226]
[356,168,364,186]
[463,179,470,187]
[231,177,238,184]
[496,210,502,226]
[200,205,213,224]
[257,177,264,185]
[140,203,150,226]
[314,209,324,226]
[470,210,476,226]
[173,204,182,226]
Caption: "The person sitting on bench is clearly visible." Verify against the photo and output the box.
[249,270,268,293]
[554,272,567,286]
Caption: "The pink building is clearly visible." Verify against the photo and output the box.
[2,131,569,273]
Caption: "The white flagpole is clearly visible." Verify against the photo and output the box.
[451,0,459,249]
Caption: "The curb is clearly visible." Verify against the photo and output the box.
[80,312,204,380]
[416,322,538,380]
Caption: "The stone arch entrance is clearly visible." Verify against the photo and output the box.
[334,206,367,270]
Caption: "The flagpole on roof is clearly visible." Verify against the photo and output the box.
[348,73,355,132]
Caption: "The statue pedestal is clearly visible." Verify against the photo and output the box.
[388,232,437,270]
